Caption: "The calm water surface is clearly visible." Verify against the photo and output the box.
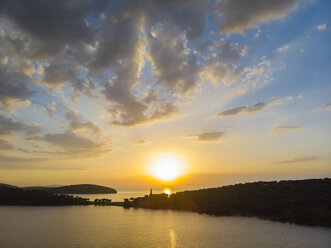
[0,204,330,248]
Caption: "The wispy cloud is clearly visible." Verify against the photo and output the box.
[216,102,268,117]
[317,23,327,31]
[216,96,294,117]
[315,102,331,112]
[184,132,224,142]
[275,43,291,53]
[273,155,317,164]
[273,125,302,133]
[133,139,149,145]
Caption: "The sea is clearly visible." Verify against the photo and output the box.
[0,190,330,248]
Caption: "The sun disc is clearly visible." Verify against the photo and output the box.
[149,153,184,181]
[163,188,172,195]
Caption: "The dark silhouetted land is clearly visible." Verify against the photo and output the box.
[129,178,331,227]
[0,184,91,205]
[23,184,117,194]
[1,179,330,227]
[0,183,116,206]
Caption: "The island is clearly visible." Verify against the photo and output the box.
[0,183,116,205]
[23,184,117,194]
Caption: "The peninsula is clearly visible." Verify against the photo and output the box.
[129,178,331,227]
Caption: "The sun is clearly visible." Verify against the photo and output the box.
[149,153,185,182]
[163,188,172,195]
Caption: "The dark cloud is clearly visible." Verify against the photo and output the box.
[273,125,302,133]
[185,132,224,141]
[214,0,300,34]
[0,0,106,57]
[273,155,317,164]
[216,102,268,117]
[43,132,102,150]
[0,63,35,110]
[43,54,95,99]
[0,114,41,136]
[149,23,199,93]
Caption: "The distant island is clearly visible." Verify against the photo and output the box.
[0,183,116,206]
[23,184,117,194]
[129,179,331,227]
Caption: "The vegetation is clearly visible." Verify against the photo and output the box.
[0,185,90,206]
[23,184,117,194]
[94,198,112,205]
[130,179,331,227]
[0,184,115,206]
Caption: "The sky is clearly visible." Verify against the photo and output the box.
[0,0,330,189]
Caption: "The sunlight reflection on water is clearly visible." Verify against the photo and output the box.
[169,229,176,248]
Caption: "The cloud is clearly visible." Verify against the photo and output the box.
[185,132,224,141]
[40,131,111,158]
[104,75,179,127]
[317,23,327,31]
[273,125,302,132]
[216,96,294,117]
[0,0,104,58]
[275,43,291,53]
[44,102,56,118]
[200,63,247,86]
[133,139,149,145]
[149,23,199,93]
[42,55,95,100]
[43,132,102,150]
[216,102,268,117]
[315,102,331,112]
[273,155,317,164]
[0,115,41,137]
[0,138,15,150]
[0,63,35,111]
[0,0,305,134]
[65,109,101,135]
[214,0,300,34]
[202,38,250,62]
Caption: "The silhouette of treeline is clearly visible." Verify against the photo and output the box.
[0,183,115,206]
[0,184,90,206]
[94,198,112,205]
[130,179,331,227]
[23,184,117,194]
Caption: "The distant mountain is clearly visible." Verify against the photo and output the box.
[23,184,117,194]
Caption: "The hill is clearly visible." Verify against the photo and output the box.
[0,184,90,206]
[130,178,331,227]
[23,184,117,194]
